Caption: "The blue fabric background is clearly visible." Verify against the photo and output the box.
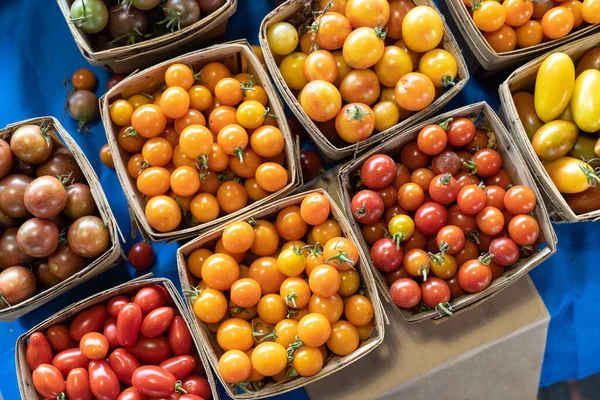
[0,0,598,398]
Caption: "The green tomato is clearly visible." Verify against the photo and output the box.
[70,0,109,34]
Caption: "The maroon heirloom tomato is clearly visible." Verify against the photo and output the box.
[351,190,385,224]
[371,238,404,272]
[89,360,120,400]
[26,332,53,371]
[129,336,173,364]
[117,303,143,347]
[414,202,448,236]
[458,254,493,293]
[132,365,179,397]
[169,316,194,355]
[128,242,156,271]
[360,154,396,189]
[141,306,175,338]
[488,237,520,266]
[431,150,461,176]
[108,348,141,385]
[390,278,421,308]
[182,374,213,399]
[46,324,75,353]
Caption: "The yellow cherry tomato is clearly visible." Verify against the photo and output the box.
[543,156,599,194]
[534,53,575,123]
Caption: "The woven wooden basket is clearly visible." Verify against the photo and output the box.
[443,0,600,72]
[101,41,302,242]
[337,102,558,323]
[15,276,220,400]
[176,189,385,399]
[259,0,469,161]
[56,0,238,73]
[0,117,123,322]
[499,33,600,223]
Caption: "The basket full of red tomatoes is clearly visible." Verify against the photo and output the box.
[16,277,219,400]
[100,42,302,242]
[443,0,600,71]
[338,102,557,322]
[0,117,122,322]
[259,0,469,160]
[56,0,238,73]
[176,190,384,399]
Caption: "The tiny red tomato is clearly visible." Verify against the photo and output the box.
[182,374,213,399]
[351,190,385,224]
[360,154,396,189]
[508,214,539,246]
[446,117,476,146]
[468,148,503,177]
[414,202,448,236]
[66,367,93,400]
[89,360,120,400]
[436,225,465,255]
[417,124,447,155]
[45,324,76,353]
[504,185,537,214]
[107,295,130,319]
[128,242,155,271]
[69,304,109,341]
[117,303,143,348]
[52,348,90,376]
[457,184,486,215]
[429,173,460,204]
[134,285,168,313]
[458,254,493,293]
[488,237,520,266]
[476,206,505,236]
[390,278,421,308]
[371,238,404,272]
[80,332,109,360]
[26,332,53,371]
[484,185,506,210]
[32,364,65,398]
[447,204,478,236]
[141,306,175,338]
[420,277,451,308]
[169,316,194,355]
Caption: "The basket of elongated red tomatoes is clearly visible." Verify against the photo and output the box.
[0,117,122,322]
[259,0,469,160]
[443,0,600,71]
[338,102,557,322]
[176,189,384,399]
[101,41,302,242]
[16,277,219,400]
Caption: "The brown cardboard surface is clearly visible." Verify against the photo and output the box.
[305,276,549,400]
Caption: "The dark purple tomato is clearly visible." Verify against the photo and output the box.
[0,207,19,229]
[11,157,35,177]
[0,139,13,179]
[24,176,68,219]
[34,262,62,290]
[36,153,85,184]
[351,190,384,225]
[64,183,97,219]
[164,0,201,29]
[389,278,421,308]
[360,154,396,189]
[17,218,59,258]
[300,149,324,181]
[0,174,33,218]
[49,213,71,231]
[198,0,226,13]
[0,266,36,307]
[128,242,155,271]
[67,90,100,126]
[127,0,161,10]
[48,245,88,281]
[414,202,448,236]
[0,228,33,270]
[68,216,110,258]
[107,75,125,90]
[488,237,520,267]
[371,238,403,272]
[10,125,53,164]
[431,150,461,176]
[109,4,149,41]
[288,117,308,142]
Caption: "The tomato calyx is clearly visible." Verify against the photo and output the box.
[123,126,141,138]
[373,23,388,41]
[234,380,265,393]
[353,203,368,219]
[195,154,209,170]
[56,393,67,400]
[183,286,203,300]
[464,158,478,175]
[579,162,600,187]
[467,231,480,244]
[217,172,228,184]
[429,251,445,265]
[478,252,494,266]
[175,380,187,394]
[435,302,453,317]
[470,0,483,11]
[39,120,51,138]
[308,242,323,256]
[230,305,248,315]
[173,196,188,218]
[158,7,183,32]
[287,308,300,318]
[263,107,278,120]
[325,249,355,268]
[233,146,245,163]
[58,171,75,188]
[286,338,304,362]
[442,75,456,87]
[241,75,257,96]
[70,0,93,27]
[391,232,406,250]
[438,118,453,131]
[346,105,370,123]
[440,173,452,185]
[58,225,70,246]
[418,263,430,281]
[252,318,277,342]
[247,217,259,228]
[108,28,149,46]
[286,292,298,308]
[0,293,11,308]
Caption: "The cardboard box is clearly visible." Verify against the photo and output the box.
[305,276,549,400]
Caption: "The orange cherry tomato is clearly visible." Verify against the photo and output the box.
[323,237,359,270]
[187,248,213,278]
[174,109,207,134]
[209,106,238,135]
[300,80,342,122]
[342,27,386,69]
[217,124,249,158]
[179,125,213,160]
[230,278,262,308]
[296,313,331,347]
[326,320,360,356]
[340,69,381,105]
[142,137,173,167]
[215,78,244,106]
[300,193,331,226]
[160,86,190,119]
[118,125,147,153]
[222,221,255,254]
[243,83,268,106]
[276,206,308,241]
[250,219,279,256]
[314,12,352,50]
[582,0,600,23]
[165,63,195,90]
[172,145,197,169]
[159,125,179,148]
[374,45,414,88]
[137,167,171,196]
[206,143,229,172]
[515,20,544,48]
[387,0,414,39]
[344,294,374,326]
[280,277,311,309]
[132,104,167,138]
[236,101,271,130]
[395,72,435,112]
[201,253,239,291]
[199,171,220,195]
[345,0,391,28]
[188,85,214,111]
[216,180,248,214]
[312,219,342,245]
[145,195,182,232]
[309,264,341,297]
[304,50,339,83]
[230,148,262,178]
[109,99,134,127]
[245,178,271,202]
[250,126,285,158]
[218,350,251,384]
[190,193,220,223]
[215,238,246,263]
[335,103,375,143]
[541,7,574,38]
[170,166,200,197]
[484,24,517,53]
[503,0,534,26]
[127,153,144,179]
[249,257,287,295]
[562,0,584,27]
[255,162,288,192]
[198,62,232,93]
[473,1,507,32]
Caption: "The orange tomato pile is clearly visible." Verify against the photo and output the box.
[347,116,543,315]
[108,61,290,233]
[184,193,376,388]
[266,0,458,144]
[467,0,600,53]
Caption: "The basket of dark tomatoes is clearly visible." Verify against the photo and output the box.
[0,117,122,322]
[442,0,600,71]
[16,277,220,400]
[176,189,384,399]
[100,41,302,242]
[499,33,600,223]
[338,102,558,322]
[56,0,238,73]
[258,0,469,160]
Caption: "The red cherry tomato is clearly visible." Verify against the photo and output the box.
[107,295,130,318]
[180,395,206,400]
[414,202,447,236]
[417,124,448,156]
[488,237,519,266]
[89,360,120,400]
[141,306,175,338]
[32,364,65,398]
[66,368,93,400]
[484,185,506,210]
[370,238,403,272]
[446,117,476,146]
[476,206,505,236]
[182,374,213,399]
[108,348,141,385]
[400,142,431,171]
[360,154,396,189]
[45,324,76,353]
[469,148,502,177]
[52,348,90,376]
[134,285,169,313]
[458,255,493,293]
[504,185,536,214]
[129,336,173,364]
[80,332,110,360]
[390,278,421,308]
[484,169,512,188]
[431,150,462,176]
[103,318,119,348]
[436,225,465,255]
[132,365,178,397]
[128,242,156,271]
[457,184,486,215]
[508,214,539,246]
[420,277,451,308]
[446,275,465,299]
[26,332,53,371]
[429,173,460,204]
[454,240,479,268]
[69,304,109,341]
[351,190,385,224]
[159,355,197,380]
[117,303,143,348]
[169,316,194,355]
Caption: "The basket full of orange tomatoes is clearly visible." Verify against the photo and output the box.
[443,0,600,71]
[176,189,384,399]
[100,41,302,242]
[338,102,557,322]
[259,0,469,160]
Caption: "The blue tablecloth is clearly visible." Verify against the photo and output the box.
[0,1,598,398]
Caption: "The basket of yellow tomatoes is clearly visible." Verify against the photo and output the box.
[258,0,469,160]
[499,33,600,222]
[338,102,557,322]
[100,41,302,242]
[176,189,384,399]
[443,0,600,71]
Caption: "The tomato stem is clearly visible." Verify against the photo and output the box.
[183,287,201,300]
[175,381,187,394]
[392,233,405,250]
[158,7,182,32]
[438,241,450,255]
[478,252,494,265]
[286,292,298,308]
[428,251,445,265]
[373,22,388,40]
[263,107,278,119]
[287,308,300,318]
[470,0,483,11]
[247,217,259,228]
[307,242,323,256]
[418,263,429,281]
[77,120,91,135]
[123,127,142,138]
[287,367,299,378]
[438,118,453,131]
[463,158,477,175]
[56,393,67,400]
[435,302,453,317]
[346,105,370,123]
[440,173,452,185]
[58,171,74,187]
[195,154,209,170]
[324,250,355,269]
[354,204,367,219]
[580,162,600,187]
[442,75,456,87]
[286,338,305,362]
[467,231,480,244]
[233,147,245,163]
